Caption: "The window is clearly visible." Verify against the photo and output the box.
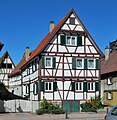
[42,56,56,68]
[107,92,113,100]
[66,36,70,45]
[88,82,95,91]
[66,36,77,46]
[70,18,75,25]
[27,67,30,75]
[60,35,82,46]
[32,59,38,72]
[88,59,95,69]
[7,64,12,69]
[76,58,84,69]
[76,82,83,91]
[26,84,30,94]
[45,82,53,91]
[107,78,112,85]
[45,57,52,68]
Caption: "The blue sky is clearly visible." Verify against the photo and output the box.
[0,0,117,65]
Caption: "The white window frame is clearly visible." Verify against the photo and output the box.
[87,59,95,69]
[66,36,77,46]
[88,82,95,91]
[45,82,53,91]
[107,78,112,85]
[76,58,84,69]
[108,92,113,100]
[45,57,52,68]
[76,82,83,91]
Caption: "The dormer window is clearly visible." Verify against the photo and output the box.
[70,18,75,25]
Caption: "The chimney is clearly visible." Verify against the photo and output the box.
[26,47,30,61]
[50,21,54,32]
[105,46,109,60]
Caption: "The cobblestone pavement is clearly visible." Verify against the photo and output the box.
[0,112,106,120]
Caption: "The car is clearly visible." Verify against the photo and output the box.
[105,106,117,120]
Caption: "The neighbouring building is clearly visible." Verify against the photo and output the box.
[8,9,104,112]
[101,39,117,106]
[0,51,15,86]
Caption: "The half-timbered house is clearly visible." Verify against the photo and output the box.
[0,51,15,86]
[9,9,104,112]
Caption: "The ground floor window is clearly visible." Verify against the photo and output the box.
[88,82,95,91]
[45,82,53,91]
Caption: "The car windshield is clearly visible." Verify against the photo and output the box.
[111,107,117,116]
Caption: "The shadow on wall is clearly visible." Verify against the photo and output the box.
[0,100,5,113]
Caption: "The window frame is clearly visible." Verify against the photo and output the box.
[87,59,95,69]
[76,82,83,91]
[66,36,77,46]
[69,17,75,25]
[76,58,84,69]
[88,82,95,91]
[45,82,53,91]
[45,56,53,68]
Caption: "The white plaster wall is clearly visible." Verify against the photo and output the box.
[54,92,61,100]
[57,81,63,90]
[64,81,71,90]
[75,93,83,100]
[45,93,53,100]
[67,92,74,100]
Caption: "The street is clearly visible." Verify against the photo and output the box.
[0,112,105,120]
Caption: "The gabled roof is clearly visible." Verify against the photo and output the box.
[10,53,26,77]
[0,51,8,64]
[101,50,117,75]
[10,9,104,76]
[0,51,15,68]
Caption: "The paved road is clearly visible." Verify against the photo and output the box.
[0,112,106,120]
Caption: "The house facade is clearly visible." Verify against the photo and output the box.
[0,51,15,87]
[101,40,117,106]
[9,9,103,112]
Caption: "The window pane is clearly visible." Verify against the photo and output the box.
[76,59,82,68]
[49,83,51,90]
[76,83,78,90]
[45,83,48,90]
[71,37,75,45]
[66,36,70,45]
[91,83,93,90]
[88,59,94,68]
[79,83,82,90]
[70,18,75,25]
[88,83,90,90]
[46,58,51,67]
[7,64,12,69]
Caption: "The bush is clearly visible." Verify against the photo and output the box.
[36,108,45,115]
[51,108,65,114]
[36,99,65,115]
[80,96,104,112]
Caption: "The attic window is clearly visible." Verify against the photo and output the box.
[70,18,75,25]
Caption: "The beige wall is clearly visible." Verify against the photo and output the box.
[104,92,117,106]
